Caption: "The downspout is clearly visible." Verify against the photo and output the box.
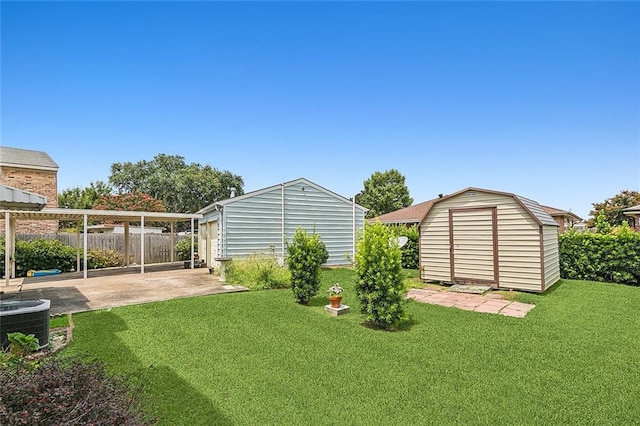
[352,196,356,264]
[281,182,285,258]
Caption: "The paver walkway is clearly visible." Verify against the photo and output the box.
[407,287,535,318]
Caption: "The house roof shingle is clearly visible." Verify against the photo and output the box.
[371,198,437,224]
[0,146,58,171]
[541,205,582,222]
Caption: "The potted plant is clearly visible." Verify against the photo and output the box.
[327,284,344,308]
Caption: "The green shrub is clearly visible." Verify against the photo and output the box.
[0,239,77,277]
[559,227,640,285]
[224,253,291,290]
[88,248,124,269]
[175,238,197,261]
[355,222,407,329]
[6,332,40,356]
[385,224,419,269]
[0,357,151,425]
[286,228,329,304]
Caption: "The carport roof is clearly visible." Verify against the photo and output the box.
[0,208,202,222]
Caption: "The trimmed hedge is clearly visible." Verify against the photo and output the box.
[559,229,640,285]
[385,224,419,269]
[0,239,77,277]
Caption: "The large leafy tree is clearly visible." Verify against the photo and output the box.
[108,154,244,214]
[587,190,640,228]
[355,169,413,218]
[58,181,113,210]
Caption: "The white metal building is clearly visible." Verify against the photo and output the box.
[198,178,367,266]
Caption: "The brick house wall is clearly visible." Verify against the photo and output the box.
[0,166,58,233]
[552,215,566,234]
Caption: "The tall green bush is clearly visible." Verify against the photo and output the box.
[175,238,197,261]
[286,228,329,304]
[355,222,407,329]
[385,224,419,269]
[559,227,640,285]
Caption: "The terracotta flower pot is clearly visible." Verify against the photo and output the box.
[329,295,342,308]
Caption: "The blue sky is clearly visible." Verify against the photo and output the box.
[2,1,638,219]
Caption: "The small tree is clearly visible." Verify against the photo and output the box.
[286,228,329,304]
[355,222,407,329]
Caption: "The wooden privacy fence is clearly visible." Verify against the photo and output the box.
[17,234,191,265]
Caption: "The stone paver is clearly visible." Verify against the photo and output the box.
[407,288,535,318]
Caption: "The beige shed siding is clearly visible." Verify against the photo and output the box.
[543,225,560,289]
[420,191,543,291]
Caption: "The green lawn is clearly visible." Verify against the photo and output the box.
[63,269,640,425]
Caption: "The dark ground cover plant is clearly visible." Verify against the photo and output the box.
[559,227,640,285]
[286,227,329,303]
[0,356,153,425]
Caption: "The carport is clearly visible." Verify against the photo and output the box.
[2,207,202,286]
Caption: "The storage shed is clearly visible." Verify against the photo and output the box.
[419,187,560,292]
[197,178,367,266]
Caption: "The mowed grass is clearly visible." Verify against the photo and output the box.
[63,269,640,425]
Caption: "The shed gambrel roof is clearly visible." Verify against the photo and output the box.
[0,146,59,171]
[197,178,367,215]
[373,188,558,227]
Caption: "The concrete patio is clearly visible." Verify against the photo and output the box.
[407,287,535,318]
[0,263,247,315]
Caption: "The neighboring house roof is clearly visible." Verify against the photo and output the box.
[372,187,558,227]
[197,178,367,215]
[0,146,59,172]
[623,204,640,215]
[541,205,582,222]
[371,198,437,224]
[0,184,47,210]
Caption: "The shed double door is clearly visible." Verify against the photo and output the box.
[449,207,499,286]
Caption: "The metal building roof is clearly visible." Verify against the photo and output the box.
[0,184,47,210]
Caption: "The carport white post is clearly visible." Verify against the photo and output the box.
[190,217,195,269]
[141,216,145,273]
[4,212,10,286]
[76,220,81,273]
[83,214,88,279]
